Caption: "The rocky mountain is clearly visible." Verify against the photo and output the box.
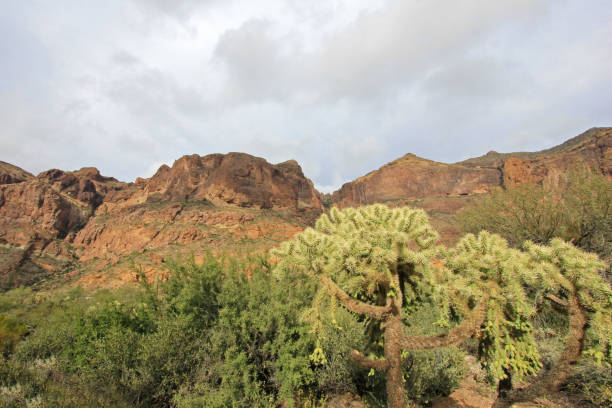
[0,153,321,289]
[330,153,501,207]
[332,127,611,207]
[0,127,610,290]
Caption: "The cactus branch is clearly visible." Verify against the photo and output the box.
[350,350,389,371]
[319,275,393,320]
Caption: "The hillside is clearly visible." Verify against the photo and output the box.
[0,153,321,290]
[0,127,610,290]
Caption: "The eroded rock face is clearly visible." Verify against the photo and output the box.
[0,161,33,184]
[37,167,125,208]
[0,181,90,244]
[0,166,126,289]
[332,154,501,207]
[0,166,127,244]
[332,128,612,208]
[501,128,612,186]
[0,153,322,289]
[140,153,323,211]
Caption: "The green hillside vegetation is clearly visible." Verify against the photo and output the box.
[458,170,612,272]
[1,203,610,407]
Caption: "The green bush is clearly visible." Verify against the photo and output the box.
[403,348,466,404]
[563,361,612,406]
[174,259,318,408]
[0,314,27,357]
[314,308,369,397]
[458,170,612,263]
[8,258,223,407]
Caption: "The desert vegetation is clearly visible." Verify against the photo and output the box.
[458,170,611,266]
[1,201,610,407]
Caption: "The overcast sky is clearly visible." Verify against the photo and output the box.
[1,0,611,192]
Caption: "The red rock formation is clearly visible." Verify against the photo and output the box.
[140,153,322,211]
[0,161,33,184]
[37,167,125,208]
[0,180,90,244]
[0,153,324,288]
[500,128,611,186]
[332,128,611,208]
[332,154,501,207]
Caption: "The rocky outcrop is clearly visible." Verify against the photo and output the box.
[0,167,125,289]
[0,153,320,248]
[72,202,304,264]
[0,161,33,184]
[139,153,323,211]
[0,166,125,245]
[0,180,89,289]
[332,154,501,207]
[500,128,611,186]
[0,181,90,244]
[37,167,126,208]
[0,153,322,289]
[332,127,611,208]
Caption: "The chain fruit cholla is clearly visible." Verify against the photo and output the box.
[273,204,611,408]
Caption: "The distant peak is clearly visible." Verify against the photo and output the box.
[276,159,301,170]
[0,160,34,184]
[74,167,102,178]
[386,152,435,166]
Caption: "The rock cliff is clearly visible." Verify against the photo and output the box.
[139,153,322,211]
[331,154,501,207]
[332,127,611,207]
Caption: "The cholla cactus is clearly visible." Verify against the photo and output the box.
[273,205,611,408]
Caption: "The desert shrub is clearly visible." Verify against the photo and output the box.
[174,259,318,408]
[313,308,369,396]
[563,361,612,406]
[124,318,208,406]
[11,297,155,406]
[8,258,223,407]
[458,170,612,263]
[15,297,154,367]
[0,314,27,357]
[403,348,466,404]
[0,287,33,313]
[141,255,223,331]
[459,183,562,247]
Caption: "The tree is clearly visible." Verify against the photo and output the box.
[273,204,611,407]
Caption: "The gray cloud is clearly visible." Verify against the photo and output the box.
[212,0,550,103]
[0,0,610,190]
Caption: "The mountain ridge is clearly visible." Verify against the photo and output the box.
[1,127,610,290]
[331,127,611,207]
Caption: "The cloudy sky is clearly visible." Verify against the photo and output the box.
[1,0,611,192]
